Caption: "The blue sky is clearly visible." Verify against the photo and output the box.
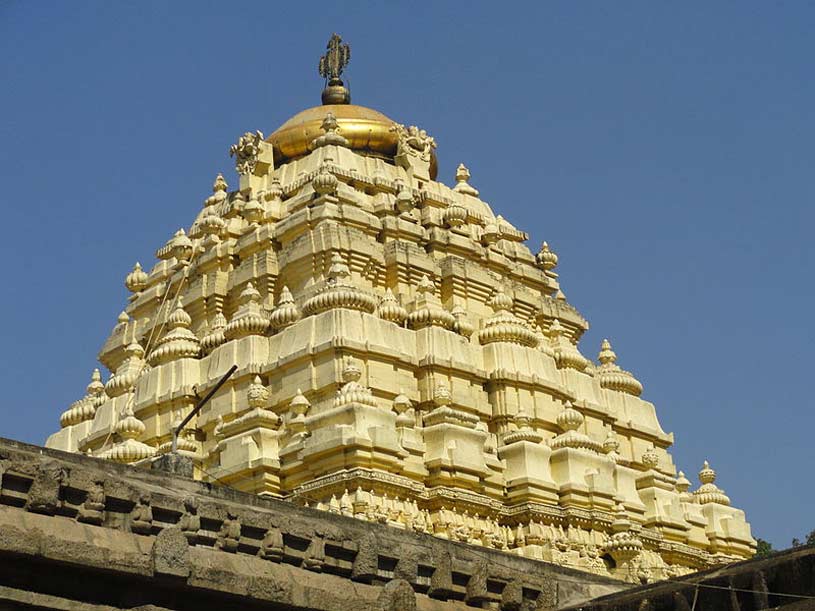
[1,2,812,549]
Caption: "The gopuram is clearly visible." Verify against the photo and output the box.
[45,34,755,582]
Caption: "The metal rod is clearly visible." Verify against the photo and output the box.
[171,364,238,453]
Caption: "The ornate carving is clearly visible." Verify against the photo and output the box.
[391,123,436,163]
[450,305,474,338]
[393,393,414,429]
[287,389,310,438]
[602,431,621,463]
[335,359,377,408]
[642,447,660,469]
[675,470,693,501]
[503,407,543,444]
[162,228,193,264]
[319,34,351,104]
[60,369,106,428]
[229,130,264,175]
[247,375,269,409]
[319,33,350,82]
[241,193,263,225]
[407,275,454,330]
[548,319,589,371]
[444,203,468,228]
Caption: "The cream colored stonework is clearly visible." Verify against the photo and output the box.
[45,65,754,582]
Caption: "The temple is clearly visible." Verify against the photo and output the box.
[45,34,754,582]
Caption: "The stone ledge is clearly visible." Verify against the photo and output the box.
[0,437,624,610]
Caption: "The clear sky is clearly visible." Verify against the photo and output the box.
[1,2,812,550]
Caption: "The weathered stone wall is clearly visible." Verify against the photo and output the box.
[0,438,624,610]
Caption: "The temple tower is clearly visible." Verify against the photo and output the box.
[46,34,754,581]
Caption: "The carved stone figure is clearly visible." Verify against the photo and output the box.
[77,481,105,525]
[229,131,264,175]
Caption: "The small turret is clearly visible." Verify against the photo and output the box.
[335,359,377,408]
[204,173,228,207]
[453,163,479,197]
[201,310,227,354]
[535,242,558,271]
[550,402,602,452]
[477,287,538,347]
[224,283,269,339]
[125,262,148,293]
[548,320,589,371]
[303,253,377,315]
[406,275,455,330]
[596,339,643,397]
[376,288,408,325]
[108,403,155,464]
[693,460,731,506]
[310,112,349,149]
[147,298,201,365]
[270,286,301,331]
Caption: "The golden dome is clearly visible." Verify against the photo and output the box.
[267,103,438,179]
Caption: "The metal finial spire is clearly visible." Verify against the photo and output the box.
[319,33,351,105]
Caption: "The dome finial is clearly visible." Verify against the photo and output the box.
[319,34,351,105]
